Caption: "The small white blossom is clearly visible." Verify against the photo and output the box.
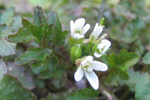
[90,23,103,40]
[94,39,111,58]
[74,56,108,90]
[70,18,90,39]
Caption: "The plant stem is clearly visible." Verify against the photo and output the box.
[99,83,118,100]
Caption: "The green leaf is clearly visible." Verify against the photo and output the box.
[0,8,14,25]
[8,19,44,43]
[106,50,139,86]
[22,19,44,41]
[0,75,36,100]
[92,44,98,53]
[0,39,16,57]
[135,73,150,100]
[0,22,16,57]
[46,11,66,46]
[30,61,48,74]
[106,69,129,86]
[143,52,150,65]
[31,55,64,79]
[41,92,69,100]
[11,16,22,32]
[8,64,35,89]
[34,6,47,26]
[52,76,66,89]
[0,61,7,80]
[69,37,84,46]
[70,44,81,61]
[118,70,129,80]
[100,17,105,25]
[120,69,141,91]
[47,10,61,26]
[15,47,51,65]
[108,49,140,71]
[0,24,12,39]
[67,88,99,100]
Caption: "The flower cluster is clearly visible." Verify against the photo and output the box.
[70,18,111,90]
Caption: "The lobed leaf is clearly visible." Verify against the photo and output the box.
[34,6,47,26]
[108,49,140,71]
[135,73,150,100]
[143,52,150,65]
[0,60,7,80]
[0,24,12,39]
[66,88,99,100]
[31,55,64,79]
[8,19,45,43]
[15,47,51,65]
[0,39,16,57]
[46,11,67,46]
[0,8,14,25]
[120,69,141,91]
[0,75,36,100]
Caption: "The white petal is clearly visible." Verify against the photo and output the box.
[72,33,84,39]
[81,56,93,65]
[75,18,85,31]
[70,20,75,36]
[101,39,111,54]
[74,66,84,81]
[91,23,103,39]
[87,67,93,72]
[82,24,90,35]
[94,52,102,58]
[90,61,108,71]
[85,71,99,90]
[86,56,93,61]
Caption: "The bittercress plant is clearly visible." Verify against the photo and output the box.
[0,3,147,100]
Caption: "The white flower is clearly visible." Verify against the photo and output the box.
[74,56,108,90]
[94,39,111,58]
[90,23,103,40]
[70,18,90,39]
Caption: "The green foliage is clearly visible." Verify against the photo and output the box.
[15,47,51,65]
[11,16,22,31]
[143,52,150,64]
[0,61,7,80]
[0,24,11,39]
[8,64,35,89]
[135,73,150,100]
[8,19,44,43]
[69,37,84,46]
[34,6,47,26]
[66,88,99,100]
[46,10,68,46]
[7,6,67,46]
[0,0,150,99]
[0,75,36,100]
[6,6,67,81]
[70,44,81,61]
[108,49,140,71]
[120,70,150,100]
[100,17,105,25]
[41,92,69,100]
[31,55,65,79]
[0,8,14,25]
[120,69,141,91]
[0,8,20,57]
[106,49,140,86]
[0,39,16,56]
